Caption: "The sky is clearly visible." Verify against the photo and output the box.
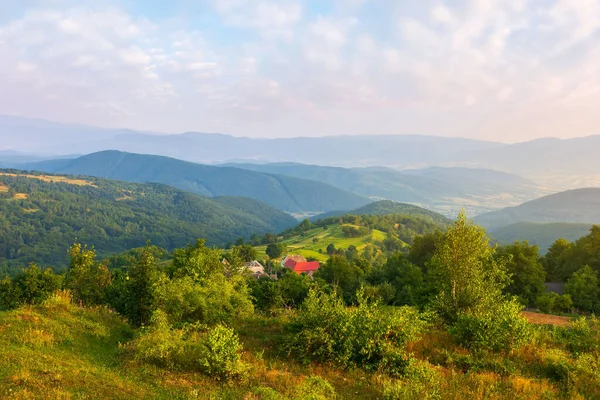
[1,0,599,142]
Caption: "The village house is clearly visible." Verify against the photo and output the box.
[282,254,320,276]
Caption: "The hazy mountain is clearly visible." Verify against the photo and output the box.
[489,222,593,253]
[474,188,600,229]
[22,151,371,214]
[311,200,450,224]
[0,170,298,269]
[458,136,600,178]
[0,115,502,167]
[222,162,546,215]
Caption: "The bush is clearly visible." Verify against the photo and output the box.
[199,324,245,380]
[129,311,246,379]
[552,316,600,355]
[155,274,254,326]
[285,289,425,374]
[383,359,442,400]
[450,299,531,352]
[295,376,337,400]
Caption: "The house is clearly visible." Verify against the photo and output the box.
[289,261,320,276]
[243,260,265,275]
[282,254,320,276]
[281,254,307,268]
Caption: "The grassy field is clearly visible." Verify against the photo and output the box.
[254,223,394,261]
[522,311,573,327]
[0,172,96,187]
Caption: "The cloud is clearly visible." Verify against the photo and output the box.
[1,0,600,141]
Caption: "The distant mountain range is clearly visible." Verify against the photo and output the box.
[0,115,502,168]
[3,115,600,181]
[17,151,371,214]
[0,170,298,270]
[475,188,600,230]
[223,162,546,215]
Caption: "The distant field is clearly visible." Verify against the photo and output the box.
[0,172,96,187]
[0,184,7,193]
[255,223,394,261]
[522,311,572,327]
[13,193,27,200]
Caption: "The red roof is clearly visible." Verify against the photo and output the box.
[291,261,320,274]
[284,255,306,268]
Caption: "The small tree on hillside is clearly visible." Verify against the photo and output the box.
[430,210,509,323]
[266,243,284,260]
[565,265,599,313]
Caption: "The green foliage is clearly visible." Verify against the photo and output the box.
[130,310,246,379]
[430,210,509,323]
[314,256,365,304]
[169,239,222,281]
[266,242,285,259]
[450,299,531,352]
[542,238,573,281]
[295,376,337,400]
[200,324,245,380]
[155,274,253,326]
[383,359,442,400]
[552,317,600,355]
[495,241,546,306]
[565,265,600,313]
[112,245,161,327]
[0,263,62,309]
[67,243,111,306]
[285,289,425,374]
[536,292,573,314]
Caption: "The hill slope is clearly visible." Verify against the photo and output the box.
[311,200,450,224]
[0,170,297,270]
[474,188,600,229]
[23,151,371,214]
[489,222,593,253]
[222,162,546,215]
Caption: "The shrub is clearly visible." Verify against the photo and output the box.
[129,311,246,379]
[285,288,425,374]
[155,274,254,326]
[450,299,531,352]
[383,359,442,400]
[199,324,245,380]
[552,316,600,355]
[295,376,337,400]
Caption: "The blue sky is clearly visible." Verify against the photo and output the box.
[1,0,599,142]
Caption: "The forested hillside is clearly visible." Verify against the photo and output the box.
[22,151,371,214]
[475,188,600,229]
[311,200,450,223]
[0,170,297,272]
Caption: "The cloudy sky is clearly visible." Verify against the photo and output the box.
[1,0,599,142]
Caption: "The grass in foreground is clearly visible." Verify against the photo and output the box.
[2,294,600,399]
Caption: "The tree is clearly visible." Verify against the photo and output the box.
[430,210,509,323]
[266,243,284,259]
[67,243,111,306]
[231,245,257,263]
[123,245,161,326]
[542,238,573,281]
[326,244,337,255]
[565,265,599,313]
[170,239,221,281]
[381,254,427,306]
[314,255,365,304]
[495,241,546,306]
